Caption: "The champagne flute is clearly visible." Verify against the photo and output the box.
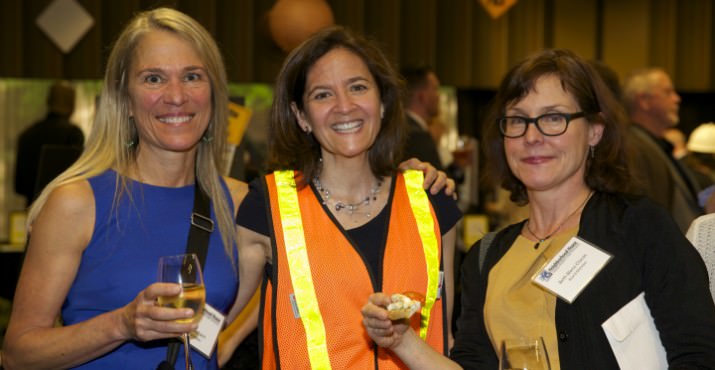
[158,253,206,370]
[499,337,551,370]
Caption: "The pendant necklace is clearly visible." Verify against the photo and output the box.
[526,191,593,250]
[313,176,383,218]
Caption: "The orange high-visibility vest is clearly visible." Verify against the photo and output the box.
[261,170,446,370]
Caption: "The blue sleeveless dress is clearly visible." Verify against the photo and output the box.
[61,170,238,369]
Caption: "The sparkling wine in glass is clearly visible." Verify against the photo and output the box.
[499,337,551,370]
[158,253,206,370]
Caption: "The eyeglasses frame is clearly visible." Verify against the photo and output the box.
[498,111,586,138]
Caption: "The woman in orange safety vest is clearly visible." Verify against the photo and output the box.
[233,26,461,369]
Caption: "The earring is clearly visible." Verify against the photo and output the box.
[125,115,138,148]
[304,125,312,134]
[589,145,595,159]
[380,106,385,119]
[202,134,213,142]
[127,116,136,147]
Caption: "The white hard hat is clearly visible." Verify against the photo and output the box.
[687,123,715,154]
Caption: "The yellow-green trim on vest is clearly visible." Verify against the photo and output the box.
[403,170,440,340]
[274,170,332,370]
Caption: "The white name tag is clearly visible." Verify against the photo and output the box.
[190,303,226,358]
[532,236,612,303]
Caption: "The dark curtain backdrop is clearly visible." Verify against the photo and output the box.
[1,0,714,91]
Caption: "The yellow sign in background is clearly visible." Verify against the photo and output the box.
[227,101,252,145]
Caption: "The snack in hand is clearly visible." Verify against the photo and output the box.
[386,292,422,320]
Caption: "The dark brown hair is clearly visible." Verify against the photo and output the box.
[483,49,633,205]
[267,26,405,186]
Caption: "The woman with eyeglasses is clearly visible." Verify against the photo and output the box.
[361,49,715,369]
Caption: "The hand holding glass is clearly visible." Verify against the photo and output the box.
[499,337,551,370]
[158,253,206,370]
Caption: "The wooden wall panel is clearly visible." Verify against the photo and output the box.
[329,0,366,34]
[363,0,400,67]
[399,0,438,69]
[601,0,650,83]
[176,0,218,34]
[552,0,597,60]
[251,1,286,83]
[23,0,64,78]
[675,0,712,91]
[215,0,255,82]
[436,0,476,87]
[508,0,547,65]
[472,6,509,89]
[0,0,714,90]
[99,1,141,48]
[64,1,103,78]
[712,3,715,90]
[649,0,677,74]
[0,1,23,77]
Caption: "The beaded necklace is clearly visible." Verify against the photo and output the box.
[313,176,383,217]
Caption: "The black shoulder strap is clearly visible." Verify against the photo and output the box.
[157,182,213,370]
[186,183,213,266]
[157,339,181,370]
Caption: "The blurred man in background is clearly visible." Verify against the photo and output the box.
[14,81,84,206]
[401,66,445,171]
[623,68,703,230]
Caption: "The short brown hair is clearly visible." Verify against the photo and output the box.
[483,49,633,205]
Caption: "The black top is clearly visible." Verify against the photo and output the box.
[237,173,462,287]
[450,192,715,369]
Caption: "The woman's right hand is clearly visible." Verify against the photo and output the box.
[119,282,198,342]
[361,293,412,350]
[362,293,463,370]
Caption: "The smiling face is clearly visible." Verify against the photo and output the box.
[127,29,212,157]
[292,47,383,161]
[504,74,603,194]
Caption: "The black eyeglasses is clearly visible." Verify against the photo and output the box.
[498,112,586,138]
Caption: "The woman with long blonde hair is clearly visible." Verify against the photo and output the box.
[4,8,245,369]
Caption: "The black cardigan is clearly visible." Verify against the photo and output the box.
[451,192,715,369]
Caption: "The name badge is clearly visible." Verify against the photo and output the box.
[532,236,612,303]
[190,303,226,358]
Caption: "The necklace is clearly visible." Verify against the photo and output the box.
[312,176,383,217]
[526,191,594,250]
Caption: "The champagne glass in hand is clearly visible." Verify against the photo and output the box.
[158,253,206,370]
[499,337,551,370]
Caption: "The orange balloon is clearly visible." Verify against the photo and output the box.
[268,0,335,52]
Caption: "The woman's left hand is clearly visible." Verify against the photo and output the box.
[398,158,456,197]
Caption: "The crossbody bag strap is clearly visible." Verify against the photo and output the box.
[187,182,213,267]
[157,182,213,370]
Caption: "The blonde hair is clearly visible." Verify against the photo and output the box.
[28,8,237,258]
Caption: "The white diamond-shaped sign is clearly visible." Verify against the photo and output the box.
[36,0,94,53]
